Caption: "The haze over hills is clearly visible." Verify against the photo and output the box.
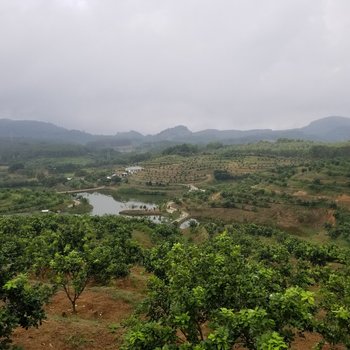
[0,119,94,144]
[0,116,349,147]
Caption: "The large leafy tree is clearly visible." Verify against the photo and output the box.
[28,215,142,313]
[0,214,145,346]
[123,233,315,349]
[0,274,50,348]
[0,229,50,348]
[317,268,350,348]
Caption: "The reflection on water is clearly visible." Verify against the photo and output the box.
[78,192,167,223]
[125,215,166,224]
[79,192,157,215]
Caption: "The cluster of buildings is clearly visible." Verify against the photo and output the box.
[116,166,144,178]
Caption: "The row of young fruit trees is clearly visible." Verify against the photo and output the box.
[1,215,350,349]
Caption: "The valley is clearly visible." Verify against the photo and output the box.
[1,136,350,349]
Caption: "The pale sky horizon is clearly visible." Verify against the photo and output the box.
[1,0,349,134]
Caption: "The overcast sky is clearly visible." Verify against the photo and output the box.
[0,0,349,134]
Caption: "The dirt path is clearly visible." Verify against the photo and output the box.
[179,183,205,192]
[165,201,190,224]
[166,201,177,214]
[172,210,189,224]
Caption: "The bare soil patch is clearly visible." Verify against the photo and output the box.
[291,332,344,350]
[293,190,308,197]
[336,194,350,207]
[12,268,148,350]
[13,290,127,350]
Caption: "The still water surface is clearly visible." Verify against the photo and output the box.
[79,192,166,223]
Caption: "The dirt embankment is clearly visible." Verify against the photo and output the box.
[119,209,161,216]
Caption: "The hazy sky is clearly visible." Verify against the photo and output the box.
[0,0,349,134]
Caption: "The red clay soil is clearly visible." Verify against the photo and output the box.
[291,332,344,350]
[12,267,149,350]
[336,194,350,209]
[12,289,132,350]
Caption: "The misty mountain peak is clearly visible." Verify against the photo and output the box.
[155,125,192,140]
[302,116,350,136]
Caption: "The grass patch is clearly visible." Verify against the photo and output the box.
[65,333,92,349]
[132,230,154,248]
[110,290,144,306]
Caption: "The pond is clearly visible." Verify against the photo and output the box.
[78,192,167,223]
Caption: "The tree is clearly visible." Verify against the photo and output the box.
[36,216,143,313]
[0,216,51,347]
[123,233,315,349]
[49,249,89,314]
[0,251,50,348]
[317,270,350,347]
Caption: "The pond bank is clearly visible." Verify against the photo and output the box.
[119,209,162,216]
[58,186,107,194]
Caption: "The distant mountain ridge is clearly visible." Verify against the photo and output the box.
[150,125,192,142]
[301,116,350,141]
[0,119,93,143]
[0,116,349,146]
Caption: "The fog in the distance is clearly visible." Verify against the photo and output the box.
[0,0,349,134]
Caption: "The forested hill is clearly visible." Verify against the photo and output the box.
[0,119,94,143]
[1,116,350,146]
